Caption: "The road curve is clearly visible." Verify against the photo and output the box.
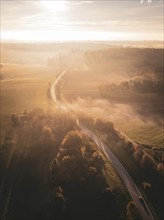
[51,70,155,220]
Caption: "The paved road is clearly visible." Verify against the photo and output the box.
[51,70,155,220]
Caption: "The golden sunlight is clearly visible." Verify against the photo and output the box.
[41,0,67,12]
[2,30,141,42]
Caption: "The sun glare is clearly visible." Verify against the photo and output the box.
[2,30,143,42]
[41,0,67,12]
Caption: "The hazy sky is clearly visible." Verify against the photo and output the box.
[1,0,163,41]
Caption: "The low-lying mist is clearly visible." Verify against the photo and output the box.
[84,48,164,126]
[62,47,164,127]
[69,97,136,123]
[99,71,163,126]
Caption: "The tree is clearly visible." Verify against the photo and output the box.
[49,159,60,185]
[142,182,152,192]
[11,114,19,127]
[157,163,164,177]
[134,145,143,162]
[140,154,155,170]
[60,130,83,157]
[127,201,140,220]
[126,141,134,154]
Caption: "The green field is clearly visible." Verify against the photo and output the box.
[116,120,164,148]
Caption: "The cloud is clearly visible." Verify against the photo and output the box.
[71,1,94,6]
[1,0,163,41]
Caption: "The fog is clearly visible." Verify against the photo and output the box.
[99,71,163,126]
[84,48,163,126]
[69,97,136,123]
[1,43,163,129]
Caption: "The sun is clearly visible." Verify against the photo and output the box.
[41,0,67,12]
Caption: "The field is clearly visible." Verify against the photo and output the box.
[116,120,164,148]
[0,63,58,144]
[62,47,164,150]
[1,64,51,114]
[1,43,163,159]
[0,43,66,143]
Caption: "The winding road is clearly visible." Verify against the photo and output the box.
[51,70,155,220]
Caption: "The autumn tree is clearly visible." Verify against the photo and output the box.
[127,201,140,220]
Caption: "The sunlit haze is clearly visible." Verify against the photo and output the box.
[1,0,163,42]
[1,1,164,220]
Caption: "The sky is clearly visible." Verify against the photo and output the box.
[1,0,163,42]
